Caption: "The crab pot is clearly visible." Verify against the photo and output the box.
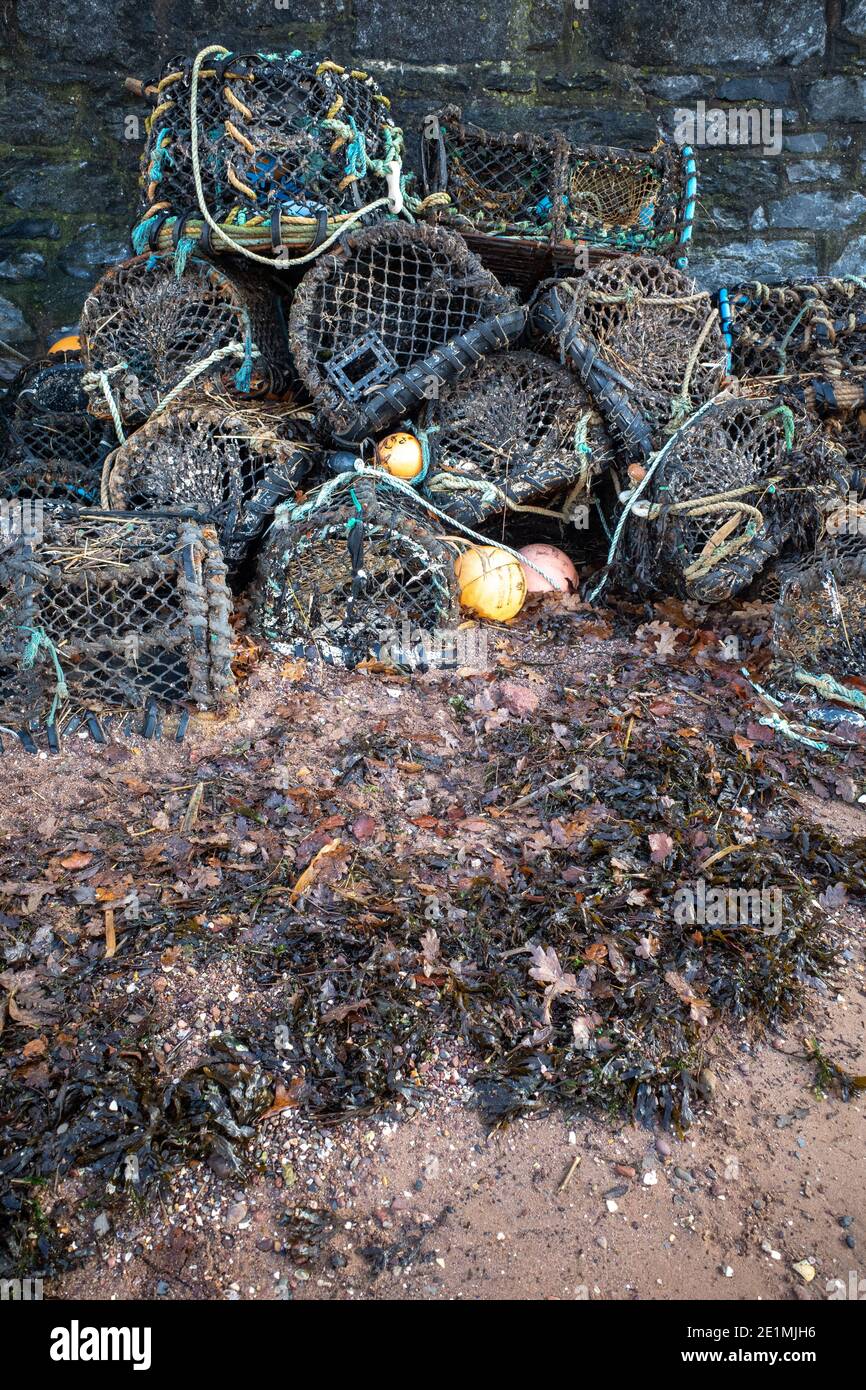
[252,475,462,669]
[564,136,692,259]
[0,359,108,505]
[720,275,866,380]
[534,256,726,453]
[619,395,851,604]
[773,537,866,683]
[80,254,293,426]
[0,512,235,728]
[130,51,401,257]
[103,394,319,572]
[288,221,524,438]
[420,350,615,527]
[421,106,695,266]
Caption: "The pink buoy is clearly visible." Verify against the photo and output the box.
[518,543,579,595]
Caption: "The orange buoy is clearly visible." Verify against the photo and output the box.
[375,431,424,481]
[48,334,81,355]
[518,543,579,595]
[455,545,527,621]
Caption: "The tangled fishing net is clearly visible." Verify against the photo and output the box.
[252,473,461,668]
[289,221,524,438]
[130,49,404,260]
[420,350,615,527]
[79,253,292,428]
[617,394,851,604]
[531,256,727,460]
[0,512,235,727]
[0,358,107,505]
[421,106,695,265]
[773,527,866,690]
[103,394,319,571]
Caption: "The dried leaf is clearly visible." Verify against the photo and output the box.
[289,839,351,904]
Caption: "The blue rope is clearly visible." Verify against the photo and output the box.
[233,329,254,393]
[344,117,368,180]
[131,215,159,254]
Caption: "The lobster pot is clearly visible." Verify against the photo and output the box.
[252,475,461,668]
[721,276,866,380]
[80,254,292,427]
[0,513,235,726]
[620,396,850,604]
[421,350,615,527]
[565,137,692,260]
[288,222,524,438]
[0,359,106,505]
[132,51,401,256]
[773,538,866,684]
[421,106,695,267]
[534,256,726,453]
[103,395,319,571]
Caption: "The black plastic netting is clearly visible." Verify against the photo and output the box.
[420,349,615,526]
[773,533,866,683]
[543,256,727,448]
[104,393,321,571]
[0,512,235,725]
[0,359,107,505]
[133,51,399,230]
[724,276,866,379]
[289,221,523,437]
[421,106,691,259]
[251,474,461,668]
[80,254,293,426]
[619,395,852,604]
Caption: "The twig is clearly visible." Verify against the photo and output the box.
[558,1153,581,1192]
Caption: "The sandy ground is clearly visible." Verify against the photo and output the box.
[1,616,864,1303]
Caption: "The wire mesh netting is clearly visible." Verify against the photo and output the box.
[722,276,866,380]
[773,533,866,684]
[103,393,321,571]
[80,254,293,427]
[619,395,852,604]
[252,474,461,668]
[0,359,107,505]
[131,50,401,256]
[420,350,615,527]
[0,512,235,727]
[289,221,523,437]
[543,256,727,449]
[421,107,695,262]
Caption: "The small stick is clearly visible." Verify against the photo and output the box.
[558,1153,581,1192]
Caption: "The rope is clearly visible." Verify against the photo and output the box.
[19,625,68,723]
[81,366,127,444]
[666,307,721,433]
[587,396,722,603]
[188,44,403,270]
[284,462,567,590]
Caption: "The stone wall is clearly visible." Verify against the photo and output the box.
[0,0,864,357]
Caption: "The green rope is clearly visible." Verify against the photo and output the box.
[761,403,795,451]
[19,626,68,723]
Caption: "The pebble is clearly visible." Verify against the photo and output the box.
[839,1215,854,1229]
[643,1170,658,1186]
[846,1235,856,1249]
[655,1137,672,1157]
[674,1167,693,1182]
[604,1185,629,1199]
[614,1164,636,1179]
[792,1259,816,1284]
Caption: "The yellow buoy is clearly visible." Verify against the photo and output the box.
[375,431,424,480]
[48,334,81,355]
[455,545,527,621]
